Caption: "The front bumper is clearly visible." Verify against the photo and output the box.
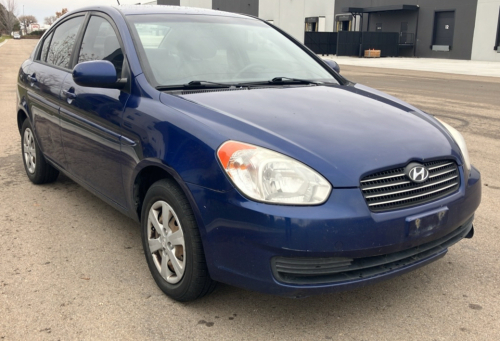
[187,166,481,297]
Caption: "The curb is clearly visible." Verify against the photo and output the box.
[320,55,500,78]
[0,39,9,49]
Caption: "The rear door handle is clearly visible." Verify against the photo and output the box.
[62,89,77,99]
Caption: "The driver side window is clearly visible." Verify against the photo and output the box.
[78,16,124,78]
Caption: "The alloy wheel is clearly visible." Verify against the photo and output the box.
[147,200,186,284]
[23,128,36,174]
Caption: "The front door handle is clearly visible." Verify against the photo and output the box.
[62,89,77,99]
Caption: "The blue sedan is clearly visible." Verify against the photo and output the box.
[16,5,481,301]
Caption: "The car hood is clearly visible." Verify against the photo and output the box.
[163,84,461,188]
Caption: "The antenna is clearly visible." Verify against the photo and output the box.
[117,0,121,4]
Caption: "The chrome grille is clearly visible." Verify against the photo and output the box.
[361,160,460,212]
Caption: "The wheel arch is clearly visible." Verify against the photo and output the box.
[17,109,29,135]
[17,89,32,135]
[131,161,203,229]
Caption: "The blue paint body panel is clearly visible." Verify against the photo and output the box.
[16,5,481,297]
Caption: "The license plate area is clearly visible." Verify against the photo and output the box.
[406,207,449,237]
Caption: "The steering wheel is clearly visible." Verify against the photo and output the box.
[234,63,267,79]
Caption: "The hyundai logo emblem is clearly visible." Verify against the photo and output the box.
[405,163,429,183]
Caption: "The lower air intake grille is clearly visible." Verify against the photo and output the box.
[361,160,460,212]
[271,216,473,285]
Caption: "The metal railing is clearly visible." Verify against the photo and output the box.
[399,32,415,45]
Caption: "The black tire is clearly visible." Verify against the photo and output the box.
[21,119,59,184]
[141,179,216,302]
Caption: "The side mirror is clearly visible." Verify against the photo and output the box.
[73,60,124,88]
[322,59,340,73]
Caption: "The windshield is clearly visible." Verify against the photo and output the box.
[126,14,338,87]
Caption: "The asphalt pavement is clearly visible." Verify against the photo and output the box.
[1,40,499,341]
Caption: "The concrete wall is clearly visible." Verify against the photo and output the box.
[157,0,180,5]
[471,0,500,61]
[157,0,212,7]
[367,11,417,33]
[259,0,304,42]
[259,0,335,43]
[180,0,212,9]
[367,10,418,56]
[335,0,479,60]
[259,0,281,23]
[212,0,259,17]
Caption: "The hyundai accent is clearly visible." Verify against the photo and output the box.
[16,5,481,301]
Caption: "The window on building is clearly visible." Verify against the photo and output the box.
[305,18,318,32]
[305,22,317,32]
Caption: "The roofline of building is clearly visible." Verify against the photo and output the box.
[342,5,419,14]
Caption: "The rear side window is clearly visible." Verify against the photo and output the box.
[78,16,124,77]
[46,16,85,69]
[38,32,53,62]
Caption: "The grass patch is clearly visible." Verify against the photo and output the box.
[0,35,12,44]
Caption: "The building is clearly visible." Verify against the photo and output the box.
[154,0,335,42]
[257,1,335,43]
[335,0,479,60]
[335,0,500,61]
[150,0,500,61]
[472,0,500,62]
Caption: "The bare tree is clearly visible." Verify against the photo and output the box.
[18,15,37,24]
[44,15,56,26]
[18,14,36,34]
[0,0,18,34]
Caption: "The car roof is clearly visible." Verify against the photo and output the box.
[76,5,252,19]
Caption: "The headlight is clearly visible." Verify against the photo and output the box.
[217,141,332,205]
[435,117,471,173]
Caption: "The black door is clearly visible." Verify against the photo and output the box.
[25,15,85,166]
[59,14,130,207]
[433,11,455,46]
[400,22,408,44]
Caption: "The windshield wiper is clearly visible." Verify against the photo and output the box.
[156,80,245,91]
[269,77,323,85]
[188,78,323,87]
[185,80,241,87]
[156,78,324,91]
[233,77,324,87]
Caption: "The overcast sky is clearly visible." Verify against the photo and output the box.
[15,0,144,24]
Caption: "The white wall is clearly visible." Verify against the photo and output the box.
[304,0,335,35]
[259,0,280,24]
[471,0,500,61]
[258,0,335,43]
[280,0,306,42]
[179,0,212,9]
